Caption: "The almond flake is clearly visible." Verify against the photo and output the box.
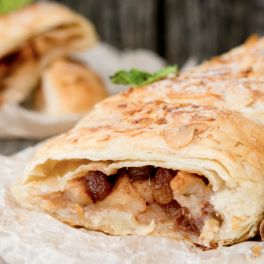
[163,125,195,149]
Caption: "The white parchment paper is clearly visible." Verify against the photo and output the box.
[0,147,263,264]
[0,43,166,139]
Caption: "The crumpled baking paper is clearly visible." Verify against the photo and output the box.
[0,43,166,139]
[0,147,263,264]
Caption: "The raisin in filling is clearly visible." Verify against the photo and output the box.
[84,171,112,201]
[151,168,174,205]
[78,166,216,236]
[162,201,200,235]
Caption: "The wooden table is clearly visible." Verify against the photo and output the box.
[57,0,264,65]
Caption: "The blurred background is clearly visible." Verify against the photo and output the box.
[1,0,264,155]
[54,0,264,66]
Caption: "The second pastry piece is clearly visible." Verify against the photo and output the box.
[33,58,107,116]
[0,2,97,104]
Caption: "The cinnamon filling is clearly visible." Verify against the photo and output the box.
[62,166,221,236]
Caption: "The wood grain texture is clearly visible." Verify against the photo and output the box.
[54,0,264,65]
[2,0,264,155]
[56,0,158,50]
[164,0,253,64]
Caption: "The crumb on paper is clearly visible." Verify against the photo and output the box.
[251,245,262,257]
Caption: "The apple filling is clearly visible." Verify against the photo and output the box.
[47,166,223,243]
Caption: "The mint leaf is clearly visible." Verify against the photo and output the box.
[110,69,152,86]
[110,65,178,87]
[0,0,33,14]
[142,65,178,85]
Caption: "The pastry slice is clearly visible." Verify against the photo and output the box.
[12,95,264,248]
[12,37,264,248]
[0,2,97,104]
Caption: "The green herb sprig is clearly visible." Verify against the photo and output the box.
[0,0,33,14]
[110,65,178,87]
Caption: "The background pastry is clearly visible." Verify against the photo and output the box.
[0,2,98,105]
[33,58,107,116]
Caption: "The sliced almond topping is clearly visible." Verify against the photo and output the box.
[190,122,209,134]
[163,125,195,149]
[225,87,254,109]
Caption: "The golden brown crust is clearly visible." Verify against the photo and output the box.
[0,2,97,57]
[12,36,264,247]
[33,58,108,116]
[111,35,264,125]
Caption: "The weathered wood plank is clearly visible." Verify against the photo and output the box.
[55,0,264,65]
[3,0,264,156]
[56,0,158,51]
[164,0,252,65]
[246,0,264,35]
